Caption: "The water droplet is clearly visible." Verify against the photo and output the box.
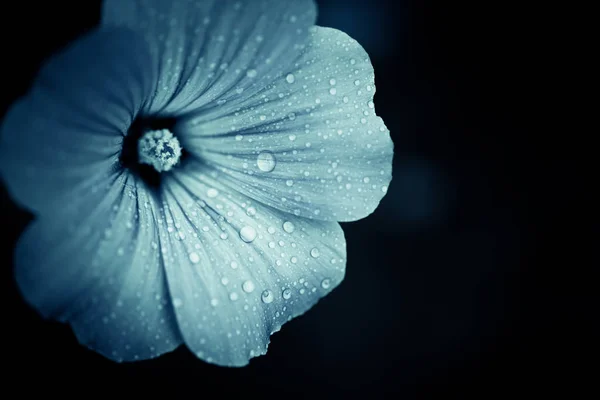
[230,261,239,269]
[290,256,298,264]
[229,292,239,301]
[242,280,256,293]
[221,277,229,285]
[286,73,295,83]
[173,298,183,308]
[207,188,219,198]
[282,288,292,300]
[329,88,337,95]
[210,298,219,307]
[282,221,295,233]
[239,226,257,243]
[321,278,331,289]
[189,252,200,264]
[286,179,294,187]
[261,290,274,304]
[354,79,360,86]
[368,100,374,108]
[256,151,276,172]
[381,185,388,193]
[310,248,320,258]
[246,206,257,216]
[246,69,257,78]
[329,78,336,85]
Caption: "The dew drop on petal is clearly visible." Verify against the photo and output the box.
[239,226,257,243]
[256,151,276,172]
[282,288,292,300]
[261,290,274,304]
[229,292,239,301]
[310,248,320,258]
[207,188,219,198]
[286,73,295,83]
[321,278,331,289]
[282,221,295,233]
[172,298,183,308]
[189,252,200,264]
[242,280,256,293]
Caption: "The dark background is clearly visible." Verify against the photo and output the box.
[0,0,584,397]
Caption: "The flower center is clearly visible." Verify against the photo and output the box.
[119,116,185,188]
[137,129,182,172]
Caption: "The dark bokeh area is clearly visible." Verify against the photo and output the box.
[0,0,584,397]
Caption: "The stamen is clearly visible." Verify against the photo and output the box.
[137,129,182,172]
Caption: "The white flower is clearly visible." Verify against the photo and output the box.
[0,0,393,366]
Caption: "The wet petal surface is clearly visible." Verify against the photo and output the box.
[102,0,316,115]
[0,28,153,214]
[15,172,182,362]
[177,27,393,221]
[158,162,346,366]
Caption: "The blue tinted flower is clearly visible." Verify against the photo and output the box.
[0,0,393,366]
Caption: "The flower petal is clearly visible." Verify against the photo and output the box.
[158,162,346,366]
[101,0,316,115]
[0,28,153,214]
[15,171,182,362]
[176,27,393,222]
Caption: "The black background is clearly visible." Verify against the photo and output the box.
[0,0,584,397]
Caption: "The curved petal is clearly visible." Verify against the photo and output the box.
[158,162,346,366]
[101,0,316,115]
[177,27,393,222]
[15,171,182,362]
[0,28,153,215]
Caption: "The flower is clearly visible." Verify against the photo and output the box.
[0,0,393,366]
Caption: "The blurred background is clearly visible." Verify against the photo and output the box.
[0,0,583,397]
